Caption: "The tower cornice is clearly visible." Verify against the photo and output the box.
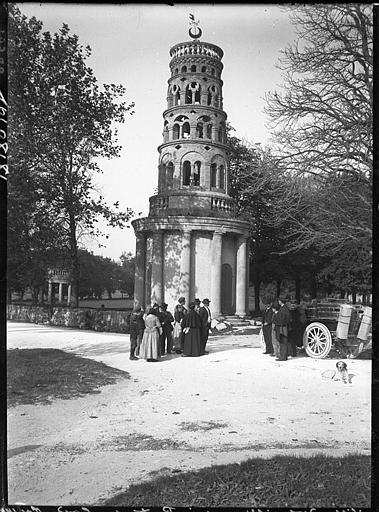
[169,41,224,60]
[162,105,227,119]
[157,139,231,154]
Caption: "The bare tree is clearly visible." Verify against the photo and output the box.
[265,4,372,182]
[262,5,372,294]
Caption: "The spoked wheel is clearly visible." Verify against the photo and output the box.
[303,322,332,359]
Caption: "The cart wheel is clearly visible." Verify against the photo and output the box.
[303,322,332,359]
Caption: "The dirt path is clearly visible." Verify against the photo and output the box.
[7,322,371,505]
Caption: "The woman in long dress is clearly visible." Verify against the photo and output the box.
[173,298,187,353]
[139,308,162,361]
[181,302,202,357]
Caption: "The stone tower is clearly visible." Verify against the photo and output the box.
[132,21,250,318]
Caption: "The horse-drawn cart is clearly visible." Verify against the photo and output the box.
[302,299,372,359]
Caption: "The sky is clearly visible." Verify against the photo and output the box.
[17,3,297,261]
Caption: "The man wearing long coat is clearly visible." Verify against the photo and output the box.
[158,303,174,355]
[198,298,212,355]
[272,296,292,361]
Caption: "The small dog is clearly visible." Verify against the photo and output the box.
[335,361,349,384]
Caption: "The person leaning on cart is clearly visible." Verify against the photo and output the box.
[272,295,292,361]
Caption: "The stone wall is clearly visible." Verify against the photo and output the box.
[7,304,131,333]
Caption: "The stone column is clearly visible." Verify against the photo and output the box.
[48,281,52,304]
[134,232,147,308]
[58,283,63,303]
[212,125,217,142]
[67,284,72,306]
[236,235,248,317]
[180,229,191,307]
[210,231,223,318]
[216,165,221,188]
[151,230,164,305]
[203,163,211,189]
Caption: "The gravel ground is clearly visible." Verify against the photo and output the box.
[7,321,371,505]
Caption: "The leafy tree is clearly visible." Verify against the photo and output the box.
[8,5,135,305]
[8,9,67,301]
[118,252,135,298]
[228,132,329,309]
[228,132,289,309]
[78,250,120,299]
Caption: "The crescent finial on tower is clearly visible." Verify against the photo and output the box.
[189,13,202,39]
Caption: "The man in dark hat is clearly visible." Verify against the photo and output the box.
[194,298,201,314]
[129,306,145,360]
[199,298,212,355]
[272,295,292,361]
[159,303,174,355]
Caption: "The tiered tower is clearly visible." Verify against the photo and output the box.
[132,20,250,318]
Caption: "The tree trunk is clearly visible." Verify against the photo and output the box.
[310,275,317,299]
[69,214,80,309]
[276,280,281,297]
[32,287,39,305]
[352,289,357,304]
[254,274,261,313]
[295,278,301,303]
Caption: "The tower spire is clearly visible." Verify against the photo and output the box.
[189,13,202,39]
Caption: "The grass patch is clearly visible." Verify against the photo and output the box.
[7,348,129,407]
[100,433,190,451]
[179,421,229,432]
[104,454,371,508]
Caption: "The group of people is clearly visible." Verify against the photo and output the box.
[261,295,308,361]
[128,297,213,362]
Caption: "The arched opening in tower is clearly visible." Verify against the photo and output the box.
[163,121,169,142]
[182,122,190,139]
[173,124,180,140]
[219,165,225,189]
[172,85,180,106]
[183,161,191,186]
[193,161,201,186]
[211,163,217,187]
